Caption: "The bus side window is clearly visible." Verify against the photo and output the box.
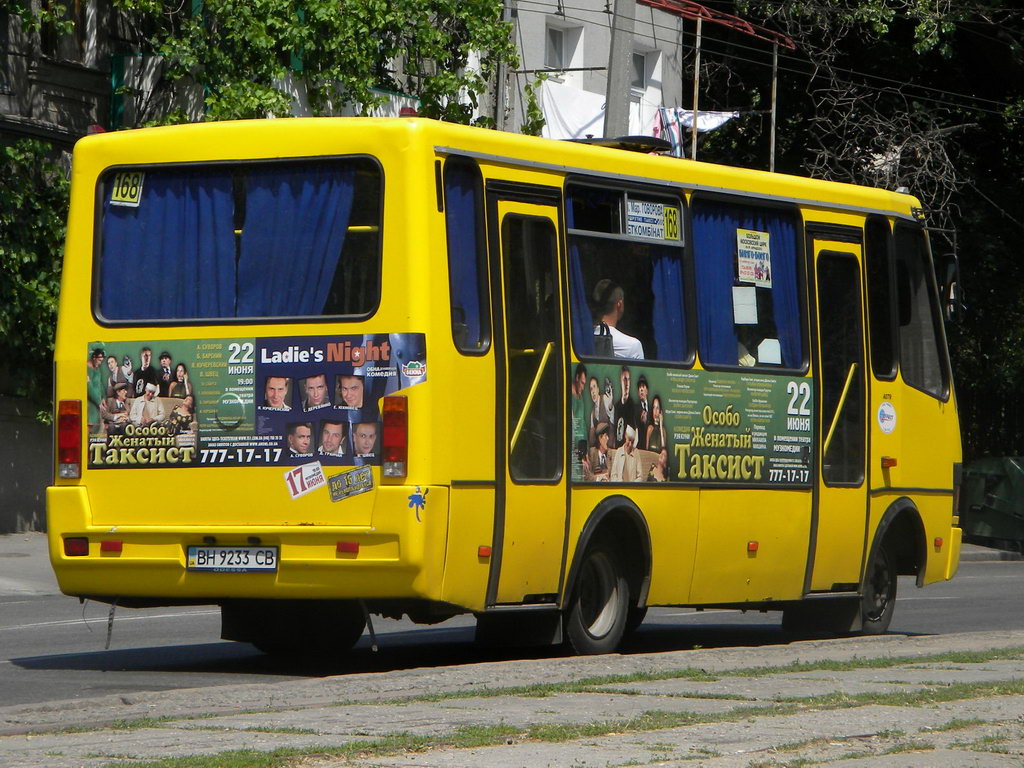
[567,184,687,362]
[444,157,490,354]
[865,216,897,380]
[894,223,949,399]
[691,196,804,370]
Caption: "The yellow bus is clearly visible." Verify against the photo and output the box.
[48,117,962,655]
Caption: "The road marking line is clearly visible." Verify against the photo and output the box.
[0,609,219,633]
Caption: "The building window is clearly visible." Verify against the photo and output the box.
[631,52,647,91]
[546,26,565,70]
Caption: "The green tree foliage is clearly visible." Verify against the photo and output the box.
[0,141,68,410]
[114,0,518,124]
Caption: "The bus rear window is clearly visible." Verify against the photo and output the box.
[96,158,382,322]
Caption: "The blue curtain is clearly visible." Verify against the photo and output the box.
[238,164,355,317]
[100,170,235,320]
[565,202,595,356]
[651,246,686,360]
[444,163,485,349]
[691,199,801,367]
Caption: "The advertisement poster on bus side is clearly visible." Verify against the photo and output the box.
[736,228,772,287]
[570,362,812,487]
[84,333,425,469]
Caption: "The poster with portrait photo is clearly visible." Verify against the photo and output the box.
[86,333,426,469]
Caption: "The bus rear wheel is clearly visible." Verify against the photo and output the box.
[223,599,366,658]
[565,543,629,654]
[860,544,897,634]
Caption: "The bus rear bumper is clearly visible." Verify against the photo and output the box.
[45,484,449,603]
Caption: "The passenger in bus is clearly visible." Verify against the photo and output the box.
[319,420,346,457]
[584,422,612,481]
[646,395,667,453]
[100,382,131,434]
[337,375,364,409]
[129,382,166,427]
[168,363,192,398]
[302,373,331,411]
[261,376,291,411]
[636,375,651,450]
[286,422,313,456]
[353,421,378,457]
[592,279,644,359]
[610,425,642,483]
[157,351,175,396]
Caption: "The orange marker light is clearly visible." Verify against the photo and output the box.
[747,541,759,552]
[881,456,898,469]
[478,546,492,558]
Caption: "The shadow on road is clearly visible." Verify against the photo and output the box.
[8,617,917,680]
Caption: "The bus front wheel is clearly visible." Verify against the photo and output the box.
[565,543,629,654]
[860,544,897,634]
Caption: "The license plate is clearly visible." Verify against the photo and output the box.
[186,546,278,572]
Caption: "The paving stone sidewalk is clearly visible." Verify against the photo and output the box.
[2,630,1024,768]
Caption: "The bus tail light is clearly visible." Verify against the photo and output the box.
[57,400,82,479]
[64,537,89,557]
[382,396,408,477]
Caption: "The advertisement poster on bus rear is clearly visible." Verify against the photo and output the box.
[570,362,812,487]
[84,333,425,469]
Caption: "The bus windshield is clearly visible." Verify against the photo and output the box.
[97,157,382,323]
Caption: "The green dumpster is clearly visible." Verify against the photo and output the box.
[959,457,1024,551]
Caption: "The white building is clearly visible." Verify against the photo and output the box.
[503,0,689,141]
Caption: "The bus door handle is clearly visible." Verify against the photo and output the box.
[510,341,554,453]
[823,362,858,458]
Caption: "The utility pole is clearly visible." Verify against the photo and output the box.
[769,43,778,172]
[495,1,515,131]
[603,0,636,138]
[690,16,702,160]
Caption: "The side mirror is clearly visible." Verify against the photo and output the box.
[939,253,965,324]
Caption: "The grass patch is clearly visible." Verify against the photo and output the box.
[882,740,935,754]
[86,646,1024,767]
[931,717,986,732]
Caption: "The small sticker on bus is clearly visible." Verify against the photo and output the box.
[110,171,145,207]
[877,401,897,434]
[328,466,374,502]
[284,461,326,499]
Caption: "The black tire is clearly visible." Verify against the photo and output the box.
[234,600,365,657]
[624,604,648,636]
[860,544,897,634]
[565,544,629,654]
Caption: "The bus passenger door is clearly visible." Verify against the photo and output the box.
[486,190,568,606]
[809,239,869,592]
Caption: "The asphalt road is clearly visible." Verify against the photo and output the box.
[3,537,1023,710]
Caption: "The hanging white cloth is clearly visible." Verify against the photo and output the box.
[539,80,607,140]
[654,108,740,157]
